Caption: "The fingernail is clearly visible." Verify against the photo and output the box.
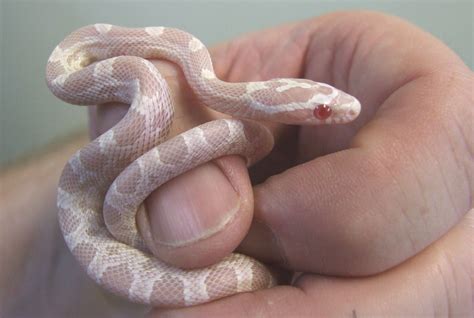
[144,162,240,247]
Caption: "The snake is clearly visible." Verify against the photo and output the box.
[45,24,361,307]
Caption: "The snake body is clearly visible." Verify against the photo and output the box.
[45,24,361,307]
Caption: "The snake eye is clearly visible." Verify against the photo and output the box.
[313,104,332,120]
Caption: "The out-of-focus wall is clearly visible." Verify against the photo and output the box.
[0,0,472,168]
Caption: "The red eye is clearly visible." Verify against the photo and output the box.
[313,104,332,120]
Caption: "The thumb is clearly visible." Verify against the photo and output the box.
[140,155,255,269]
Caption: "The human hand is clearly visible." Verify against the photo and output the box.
[92,11,473,317]
[4,10,468,318]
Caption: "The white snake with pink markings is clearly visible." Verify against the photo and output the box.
[45,24,361,307]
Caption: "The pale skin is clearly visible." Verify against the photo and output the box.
[1,11,472,317]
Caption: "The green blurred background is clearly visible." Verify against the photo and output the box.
[0,0,472,168]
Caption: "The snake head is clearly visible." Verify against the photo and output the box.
[310,89,361,124]
[269,79,361,125]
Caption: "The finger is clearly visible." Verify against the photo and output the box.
[233,12,473,274]
[150,209,474,317]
